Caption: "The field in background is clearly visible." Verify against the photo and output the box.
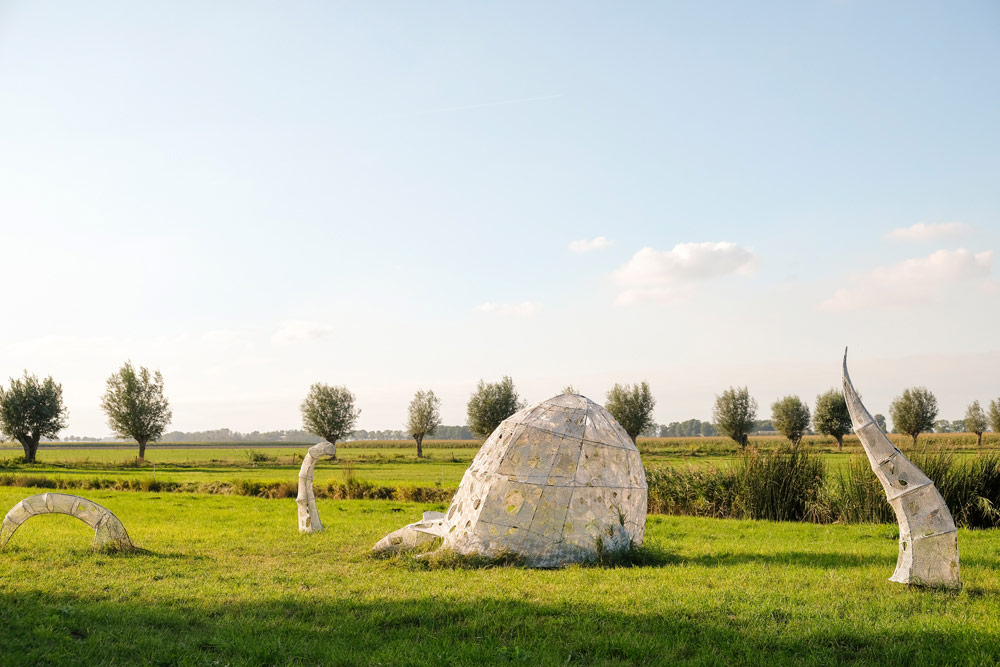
[2,488,1000,664]
[1,433,998,492]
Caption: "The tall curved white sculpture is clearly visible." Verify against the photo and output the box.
[843,350,960,589]
[297,440,337,533]
[0,493,132,551]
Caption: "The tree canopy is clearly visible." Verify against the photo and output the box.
[466,376,524,438]
[889,386,938,446]
[990,399,1000,436]
[101,362,171,461]
[406,389,441,458]
[0,372,68,463]
[301,383,360,451]
[605,381,656,444]
[873,413,887,433]
[771,395,811,447]
[713,386,757,449]
[813,389,852,449]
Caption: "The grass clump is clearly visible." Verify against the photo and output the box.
[823,454,894,524]
[244,450,275,465]
[731,447,825,522]
[647,447,824,522]
[647,446,1000,529]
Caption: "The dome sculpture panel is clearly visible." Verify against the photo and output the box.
[373,394,647,567]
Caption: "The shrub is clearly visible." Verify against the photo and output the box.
[245,450,275,464]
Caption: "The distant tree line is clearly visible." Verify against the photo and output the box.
[658,420,718,437]
[160,429,323,443]
[349,426,474,441]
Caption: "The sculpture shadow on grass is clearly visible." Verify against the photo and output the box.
[0,590,992,666]
[371,542,901,572]
[373,543,684,570]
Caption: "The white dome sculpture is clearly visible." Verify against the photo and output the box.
[372,393,647,567]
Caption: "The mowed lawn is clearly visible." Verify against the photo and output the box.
[2,488,1000,665]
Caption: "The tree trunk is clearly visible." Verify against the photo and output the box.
[17,435,38,463]
[138,439,147,461]
[977,432,983,447]
[911,433,918,447]
[416,434,424,459]
[836,434,843,451]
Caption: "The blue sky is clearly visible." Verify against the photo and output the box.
[1,1,998,435]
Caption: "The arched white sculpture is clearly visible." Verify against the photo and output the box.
[0,493,132,551]
[298,440,337,533]
[372,394,647,567]
[843,350,960,589]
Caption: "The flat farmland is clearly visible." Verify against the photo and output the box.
[1,434,998,492]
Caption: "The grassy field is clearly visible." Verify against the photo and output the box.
[0,446,474,488]
[2,433,997,492]
[2,487,1000,665]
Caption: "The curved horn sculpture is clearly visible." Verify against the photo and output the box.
[0,493,132,551]
[842,350,960,589]
[297,440,337,533]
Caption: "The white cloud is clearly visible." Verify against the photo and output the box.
[475,301,542,317]
[271,320,334,345]
[821,248,994,312]
[612,242,756,304]
[884,222,971,242]
[569,236,614,253]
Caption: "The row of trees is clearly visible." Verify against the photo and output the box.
[0,363,170,463]
[5,368,1000,462]
[300,377,660,459]
[710,386,999,450]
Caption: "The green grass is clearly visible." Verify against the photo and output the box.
[0,447,473,489]
[2,487,1000,665]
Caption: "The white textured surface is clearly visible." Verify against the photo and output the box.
[297,441,337,533]
[843,352,961,589]
[372,394,648,566]
[0,493,132,550]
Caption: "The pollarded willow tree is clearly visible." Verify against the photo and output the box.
[713,386,757,450]
[874,413,888,433]
[101,362,172,461]
[771,395,811,447]
[889,386,938,446]
[965,400,989,447]
[605,381,656,445]
[301,383,360,458]
[0,372,68,463]
[466,376,525,438]
[990,399,1000,438]
[406,389,441,459]
[813,389,852,450]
